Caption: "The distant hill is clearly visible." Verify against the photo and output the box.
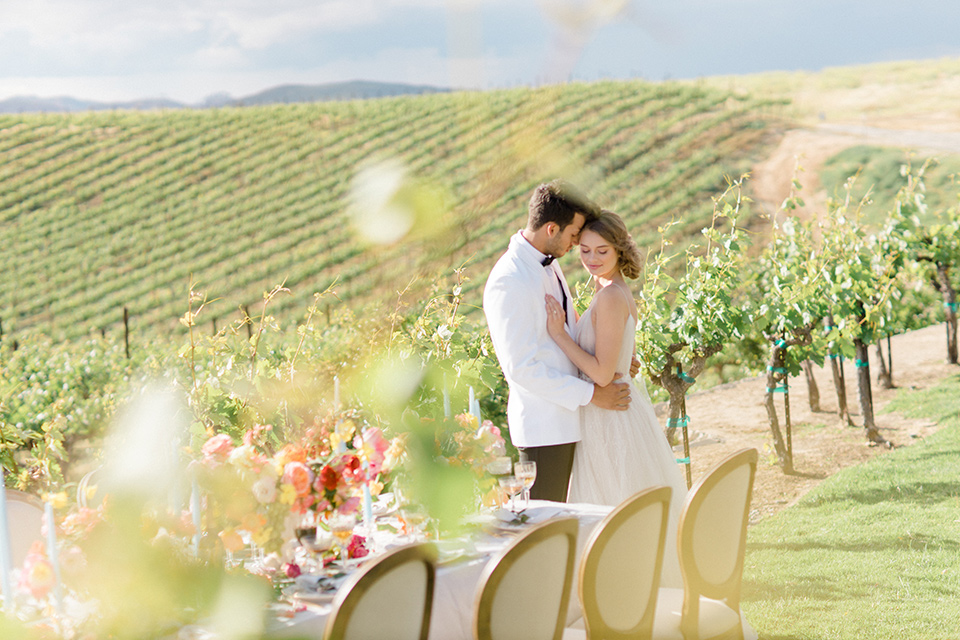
[0,95,190,114]
[0,81,451,113]
[233,81,449,106]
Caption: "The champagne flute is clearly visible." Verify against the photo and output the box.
[498,475,523,513]
[328,512,356,564]
[514,461,537,509]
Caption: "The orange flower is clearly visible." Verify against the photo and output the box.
[282,462,314,497]
[241,512,268,534]
[219,528,245,553]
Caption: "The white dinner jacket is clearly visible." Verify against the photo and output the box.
[483,232,595,448]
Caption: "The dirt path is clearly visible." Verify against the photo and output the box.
[750,121,960,220]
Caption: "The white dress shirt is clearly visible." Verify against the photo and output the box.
[483,231,595,447]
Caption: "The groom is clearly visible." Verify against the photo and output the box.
[483,179,631,503]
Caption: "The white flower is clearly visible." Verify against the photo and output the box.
[252,475,277,504]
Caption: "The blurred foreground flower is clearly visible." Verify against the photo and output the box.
[349,158,449,245]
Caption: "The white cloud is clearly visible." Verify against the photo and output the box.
[0,44,524,103]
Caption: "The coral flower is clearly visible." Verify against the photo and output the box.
[19,542,55,599]
[219,528,245,553]
[202,434,235,464]
[282,462,314,497]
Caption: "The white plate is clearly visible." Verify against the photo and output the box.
[291,590,336,605]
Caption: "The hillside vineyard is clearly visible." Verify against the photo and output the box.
[0,81,782,342]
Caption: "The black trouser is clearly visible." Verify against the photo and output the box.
[518,442,576,503]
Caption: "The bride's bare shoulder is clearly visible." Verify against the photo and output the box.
[592,285,631,317]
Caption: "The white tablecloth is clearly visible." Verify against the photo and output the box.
[266,500,612,639]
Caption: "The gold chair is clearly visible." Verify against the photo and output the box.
[655,447,758,640]
[474,517,579,640]
[322,542,438,640]
[565,486,672,640]
[4,489,45,572]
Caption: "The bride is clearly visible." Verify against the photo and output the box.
[545,210,687,585]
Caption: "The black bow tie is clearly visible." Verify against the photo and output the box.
[541,255,555,266]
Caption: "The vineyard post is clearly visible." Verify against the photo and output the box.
[762,325,814,473]
[825,317,853,425]
[243,305,253,340]
[211,316,217,336]
[941,279,958,364]
[928,263,959,364]
[875,336,894,389]
[676,364,692,489]
[123,307,130,360]
[887,333,893,380]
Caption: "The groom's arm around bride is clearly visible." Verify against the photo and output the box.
[483,180,630,502]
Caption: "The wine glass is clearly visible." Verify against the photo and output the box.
[498,475,524,513]
[327,511,357,564]
[514,461,537,509]
[399,502,429,540]
[295,512,332,569]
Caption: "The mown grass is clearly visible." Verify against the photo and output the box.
[819,145,960,227]
[741,373,960,640]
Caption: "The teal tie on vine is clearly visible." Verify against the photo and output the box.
[766,366,788,393]
[775,339,787,348]
[668,416,692,465]
[855,359,869,368]
[944,301,958,312]
[678,372,695,384]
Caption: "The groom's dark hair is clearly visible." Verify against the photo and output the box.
[527,179,599,231]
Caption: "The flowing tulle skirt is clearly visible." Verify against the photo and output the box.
[568,377,688,587]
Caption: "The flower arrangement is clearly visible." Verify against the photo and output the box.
[435,413,509,507]
[437,413,507,475]
[195,410,404,556]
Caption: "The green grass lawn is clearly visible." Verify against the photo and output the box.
[741,373,960,640]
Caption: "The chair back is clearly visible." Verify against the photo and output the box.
[77,466,104,509]
[4,489,45,574]
[323,542,438,640]
[578,486,672,640]
[678,448,757,639]
[474,517,579,640]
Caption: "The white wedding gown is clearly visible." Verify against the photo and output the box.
[567,300,688,587]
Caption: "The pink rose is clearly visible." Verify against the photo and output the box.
[282,462,315,497]
[338,496,361,515]
[347,535,369,559]
[202,434,235,463]
[18,542,55,599]
[283,562,302,578]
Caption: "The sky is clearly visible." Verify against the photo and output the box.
[1,0,960,104]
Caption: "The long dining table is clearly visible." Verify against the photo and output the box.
[265,500,613,640]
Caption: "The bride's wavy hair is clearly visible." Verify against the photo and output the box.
[584,210,643,279]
